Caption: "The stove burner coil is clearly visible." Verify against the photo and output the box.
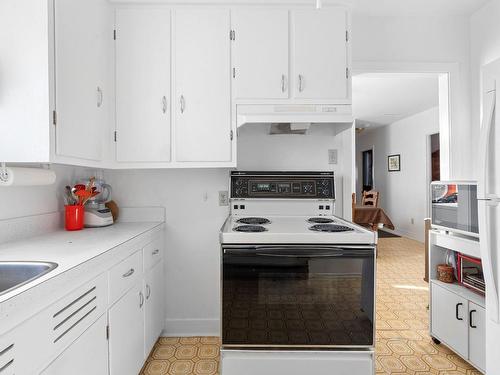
[233,225,267,233]
[309,224,354,233]
[236,217,271,225]
[307,217,334,224]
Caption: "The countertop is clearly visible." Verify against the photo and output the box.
[0,221,164,304]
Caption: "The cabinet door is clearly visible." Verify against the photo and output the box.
[109,283,145,375]
[115,8,171,163]
[41,314,108,375]
[232,10,289,100]
[144,261,165,357]
[468,303,485,372]
[174,9,232,162]
[431,283,468,358]
[54,0,110,161]
[292,9,348,100]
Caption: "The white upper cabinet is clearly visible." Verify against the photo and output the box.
[292,8,349,101]
[115,8,171,163]
[173,9,232,163]
[54,0,112,162]
[231,10,289,100]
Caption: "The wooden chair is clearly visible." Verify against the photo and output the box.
[362,190,379,207]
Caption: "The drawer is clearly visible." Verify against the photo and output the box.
[109,250,143,304]
[143,236,163,271]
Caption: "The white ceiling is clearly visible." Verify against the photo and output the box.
[352,73,439,128]
[337,0,490,16]
[119,0,490,16]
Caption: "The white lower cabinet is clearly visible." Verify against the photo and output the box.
[144,261,165,357]
[468,302,485,372]
[431,283,468,357]
[430,282,485,373]
[41,314,108,375]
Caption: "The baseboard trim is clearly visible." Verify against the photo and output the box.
[379,227,423,243]
[162,318,220,337]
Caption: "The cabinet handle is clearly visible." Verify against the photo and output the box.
[470,309,477,328]
[146,284,151,300]
[180,95,185,113]
[456,303,464,321]
[162,96,167,114]
[139,291,144,308]
[281,74,286,93]
[152,249,160,255]
[122,268,134,278]
[298,74,304,92]
[97,86,103,108]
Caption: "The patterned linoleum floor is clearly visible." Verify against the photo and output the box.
[141,237,481,375]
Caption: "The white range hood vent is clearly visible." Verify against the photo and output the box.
[269,123,311,135]
[236,104,353,127]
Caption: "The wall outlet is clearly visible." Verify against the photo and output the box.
[328,149,338,164]
[219,191,229,206]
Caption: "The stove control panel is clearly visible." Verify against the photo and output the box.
[231,172,334,199]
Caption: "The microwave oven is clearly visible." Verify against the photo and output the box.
[431,181,479,237]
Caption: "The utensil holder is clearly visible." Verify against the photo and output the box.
[65,205,85,231]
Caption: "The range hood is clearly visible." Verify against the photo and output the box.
[236,104,353,127]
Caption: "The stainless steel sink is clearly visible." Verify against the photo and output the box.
[0,261,58,297]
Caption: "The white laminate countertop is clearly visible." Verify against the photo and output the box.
[0,221,163,304]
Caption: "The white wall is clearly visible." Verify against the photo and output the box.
[352,14,473,180]
[470,0,500,177]
[356,107,439,242]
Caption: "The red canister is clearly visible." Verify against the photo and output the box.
[65,205,85,231]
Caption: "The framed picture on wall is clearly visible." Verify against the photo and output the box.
[388,154,401,172]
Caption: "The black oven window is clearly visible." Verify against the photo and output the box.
[222,248,375,348]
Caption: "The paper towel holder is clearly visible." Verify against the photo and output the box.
[0,162,9,183]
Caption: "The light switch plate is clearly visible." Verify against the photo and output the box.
[328,149,338,164]
[219,191,229,206]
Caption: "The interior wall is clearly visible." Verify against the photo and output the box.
[352,14,472,180]
[470,0,500,178]
[356,107,439,242]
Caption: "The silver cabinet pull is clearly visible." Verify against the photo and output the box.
[97,86,103,107]
[180,95,185,113]
[146,284,151,300]
[122,268,134,278]
[162,96,167,114]
[139,291,144,308]
[281,74,286,93]
[152,249,160,255]
[298,75,304,92]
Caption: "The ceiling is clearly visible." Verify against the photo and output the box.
[352,73,439,128]
[337,0,490,16]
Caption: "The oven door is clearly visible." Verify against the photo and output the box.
[222,245,375,349]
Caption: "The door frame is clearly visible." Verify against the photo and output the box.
[425,133,440,217]
[352,61,456,181]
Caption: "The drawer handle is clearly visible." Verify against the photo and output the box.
[0,359,13,373]
[470,309,477,328]
[456,303,464,321]
[146,284,151,300]
[122,268,135,278]
[0,344,13,357]
[152,249,160,255]
[139,291,144,308]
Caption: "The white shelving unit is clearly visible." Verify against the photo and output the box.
[428,229,485,373]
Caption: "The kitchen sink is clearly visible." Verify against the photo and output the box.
[0,261,58,297]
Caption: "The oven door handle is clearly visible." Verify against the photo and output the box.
[256,252,343,258]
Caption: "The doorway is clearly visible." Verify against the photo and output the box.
[430,133,440,182]
[362,149,374,192]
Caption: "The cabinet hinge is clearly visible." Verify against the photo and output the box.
[346,30,349,42]
[230,130,234,141]
[113,29,116,40]
[232,67,236,79]
[106,325,110,340]
[230,30,235,41]
[346,68,349,79]
[52,110,57,126]
[114,131,117,142]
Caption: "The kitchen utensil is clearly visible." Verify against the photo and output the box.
[65,205,85,231]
